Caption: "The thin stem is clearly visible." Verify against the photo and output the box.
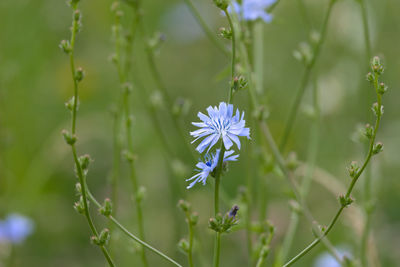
[188,222,194,267]
[280,79,321,263]
[111,4,148,265]
[283,73,383,267]
[136,10,197,161]
[212,8,237,267]
[182,0,229,56]
[87,192,183,267]
[66,5,114,266]
[360,0,372,63]
[279,0,335,151]
[213,233,221,267]
[360,3,373,264]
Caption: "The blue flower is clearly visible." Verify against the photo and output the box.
[314,248,352,267]
[190,102,250,153]
[186,149,239,189]
[0,214,34,244]
[229,0,276,23]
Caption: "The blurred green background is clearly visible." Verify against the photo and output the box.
[0,0,399,266]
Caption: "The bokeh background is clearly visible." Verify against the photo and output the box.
[0,0,399,266]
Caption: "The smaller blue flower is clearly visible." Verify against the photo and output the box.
[186,149,239,189]
[190,102,250,153]
[229,0,277,23]
[0,214,34,244]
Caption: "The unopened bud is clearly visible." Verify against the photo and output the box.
[219,27,232,40]
[75,67,84,82]
[73,10,81,21]
[366,72,374,83]
[74,196,85,214]
[99,198,113,217]
[190,212,199,226]
[177,200,191,212]
[59,40,71,54]
[347,161,359,178]
[213,0,229,10]
[62,130,77,145]
[377,82,388,95]
[372,102,384,117]
[178,238,189,253]
[78,154,92,174]
[372,142,383,155]
[65,97,75,111]
[364,124,373,139]
[339,195,354,208]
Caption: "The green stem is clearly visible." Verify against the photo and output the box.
[283,74,383,267]
[360,0,372,63]
[360,2,373,264]
[135,9,196,161]
[187,215,195,267]
[213,232,221,267]
[111,5,148,265]
[87,191,183,267]
[182,0,229,56]
[66,5,114,266]
[279,0,335,151]
[280,79,321,263]
[212,9,237,267]
[123,90,148,267]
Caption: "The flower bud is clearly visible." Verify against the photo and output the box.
[366,72,374,83]
[150,90,164,109]
[228,205,239,219]
[75,182,82,194]
[372,102,384,117]
[377,82,388,95]
[339,195,354,208]
[218,27,232,40]
[123,150,135,162]
[73,10,81,21]
[65,97,75,111]
[371,56,384,74]
[74,196,85,214]
[364,124,373,139]
[99,198,113,217]
[208,218,219,232]
[75,67,85,82]
[177,200,191,212]
[190,212,199,226]
[78,154,92,175]
[148,32,166,51]
[62,130,77,145]
[309,30,320,44]
[67,0,80,8]
[232,76,248,91]
[213,0,229,10]
[286,152,299,171]
[59,40,71,54]
[136,186,146,203]
[372,142,383,155]
[289,200,302,214]
[92,229,110,246]
[178,238,189,253]
[347,161,359,178]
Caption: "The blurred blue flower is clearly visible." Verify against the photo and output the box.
[314,249,351,267]
[229,0,276,22]
[190,102,250,153]
[0,214,34,244]
[186,149,238,189]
